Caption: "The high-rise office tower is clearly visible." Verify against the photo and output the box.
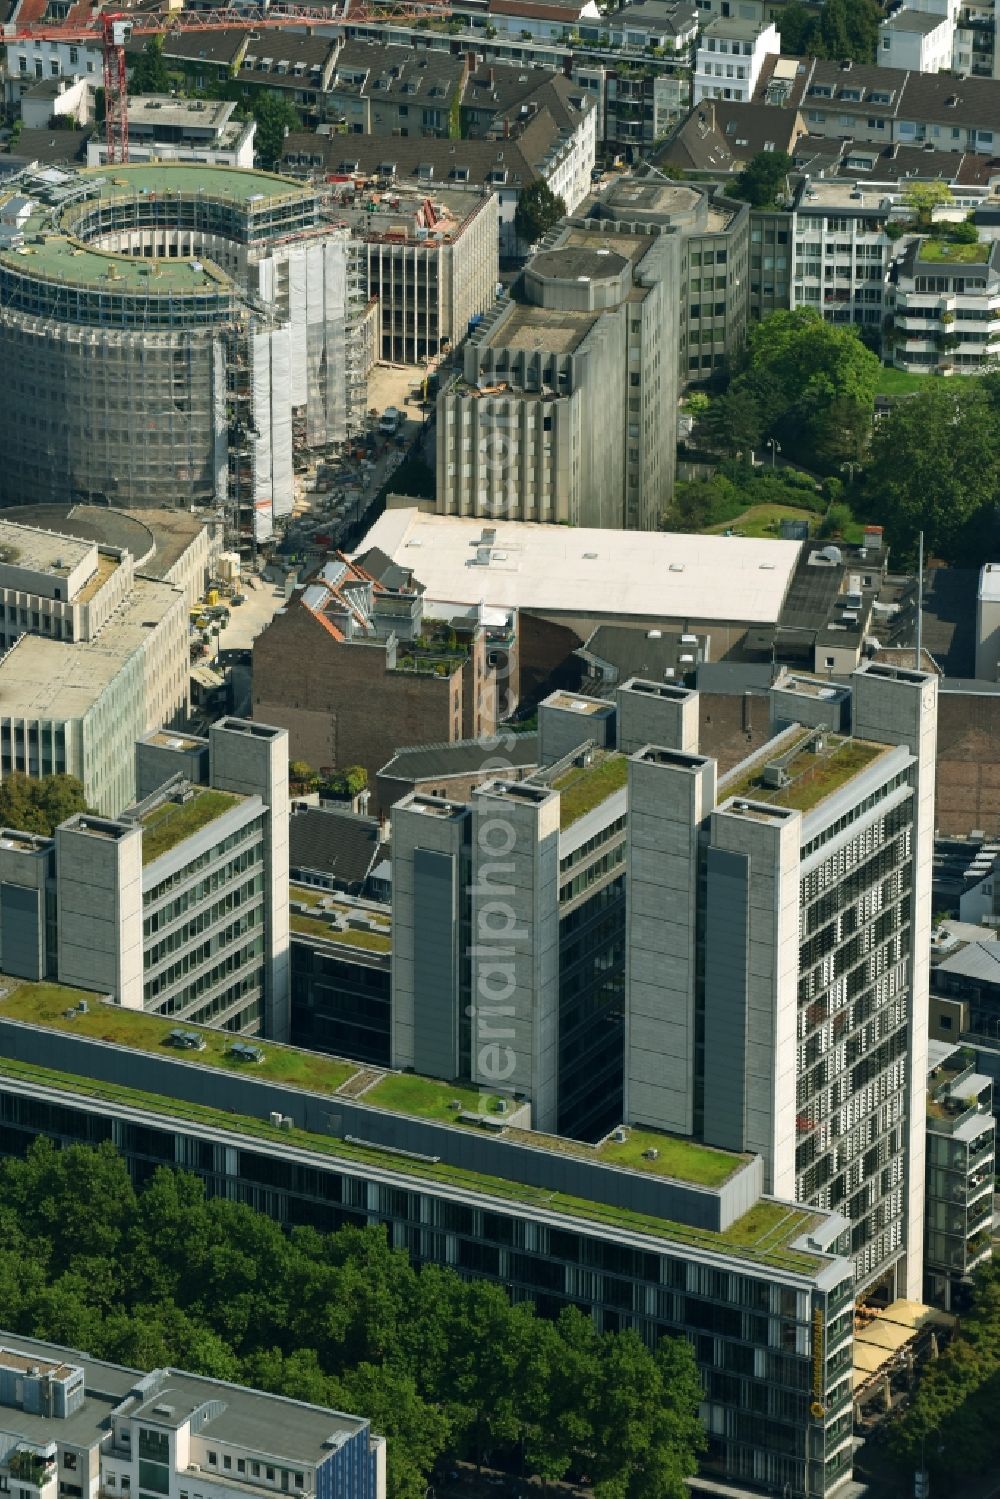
[626,663,937,1298]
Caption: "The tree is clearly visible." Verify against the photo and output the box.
[130,38,170,95]
[334,1365,452,1499]
[702,387,762,456]
[514,179,566,247]
[730,151,792,209]
[730,308,880,470]
[252,94,301,168]
[773,0,813,52]
[289,760,319,791]
[0,772,87,836]
[904,181,954,229]
[812,0,881,62]
[860,381,1000,563]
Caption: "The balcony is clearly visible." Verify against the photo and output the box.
[4,1452,57,1492]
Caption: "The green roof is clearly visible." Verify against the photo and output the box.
[719,733,887,816]
[0,1053,821,1275]
[0,164,311,295]
[140,788,244,865]
[0,981,825,1271]
[552,751,629,830]
[289,886,391,953]
[917,238,989,264]
[78,163,309,206]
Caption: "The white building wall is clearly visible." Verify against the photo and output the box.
[4,37,101,106]
[693,21,780,104]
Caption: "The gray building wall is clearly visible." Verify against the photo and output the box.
[616,679,698,757]
[626,748,716,1137]
[471,780,561,1130]
[538,693,615,765]
[55,816,144,1007]
[209,719,290,1042]
[0,832,52,981]
[390,794,471,1076]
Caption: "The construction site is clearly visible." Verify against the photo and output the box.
[0,161,371,550]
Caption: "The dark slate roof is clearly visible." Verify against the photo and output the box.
[577,624,700,685]
[237,33,337,86]
[379,733,541,782]
[283,128,552,189]
[695,662,775,695]
[353,546,418,594]
[289,805,381,886]
[332,42,464,105]
[659,100,804,173]
[158,29,248,67]
[919,567,978,679]
[3,128,87,166]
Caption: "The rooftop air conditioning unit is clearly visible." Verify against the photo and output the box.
[612,1127,628,1143]
[762,763,789,789]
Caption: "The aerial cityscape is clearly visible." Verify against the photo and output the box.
[2,0,1000,1496]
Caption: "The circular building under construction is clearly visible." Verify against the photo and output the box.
[0,163,359,543]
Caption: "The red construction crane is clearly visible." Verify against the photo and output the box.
[3,2,452,164]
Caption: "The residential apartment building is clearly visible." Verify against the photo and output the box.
[0,986,860,1499]
[693,17,781,105]
[594,176,750,379]
[924,1046,995,1305]
[879,7,957,73]
[2,30,101,110]
[790,180,893,334]
[758,54,1000,156]
[890,235,1000,373]
[436,213,679,528]
[252,555,514,807]
[0,1334,385,1499]
[625,663,938,1299]
[287,78,595,261]
[0,519,188,816]
[326,43,466,137]
[85,97,256,169]
[326,185,498,364]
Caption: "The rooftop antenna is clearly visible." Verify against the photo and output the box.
[915,529,924,670]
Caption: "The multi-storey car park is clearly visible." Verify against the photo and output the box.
[0,163,359,545]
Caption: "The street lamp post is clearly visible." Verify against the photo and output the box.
[767,437,781,469]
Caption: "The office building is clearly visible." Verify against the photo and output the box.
[290,882,392,1066]
[253,555,516,810]
[0,1333,385,1499]
[624,663,937,1297]
[0,718,290,1039]
[0,982,859,1499]
[0,163,356,543]
[325,184,499,364]
[593,176,750,381]
[436,214,680,530]
[0,518,188,816]
[85,97,256,168]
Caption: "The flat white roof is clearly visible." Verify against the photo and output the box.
[355,510,801,625]
[980,562,1000,604]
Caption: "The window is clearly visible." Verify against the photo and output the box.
[266,1471,275,1483]
[223,1459,232,1472]
[825,656,836,668]
[293,1478,304,1490]
[939,1014,953,1030]
[63,1459,77,1473]
[207,1457,217,1469]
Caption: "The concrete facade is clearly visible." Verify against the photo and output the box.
[616,679,699,756]
[436,213,680,530]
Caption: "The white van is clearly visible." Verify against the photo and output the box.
[378,407,402,435]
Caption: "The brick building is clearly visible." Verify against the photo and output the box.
[253,554,515,808]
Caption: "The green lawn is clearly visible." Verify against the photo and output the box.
[141,790,241,865]
[597,1126,744,1187]
[705,503,814,540]
[0,980,359,1093]
[876,366,975,397]
[552,753,629,829]
[0,1053,822,1273]
[367,1072,505,1123]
